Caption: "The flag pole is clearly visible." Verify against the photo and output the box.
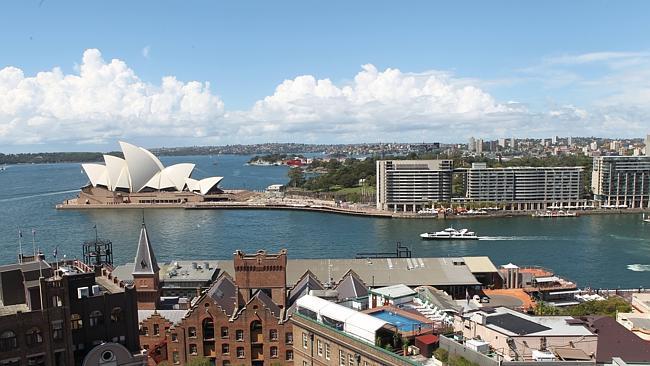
[18,228,23,263]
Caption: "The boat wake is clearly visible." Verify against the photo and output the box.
[627,264,650,272]
[0,189,80,203]
[478,236,553,241]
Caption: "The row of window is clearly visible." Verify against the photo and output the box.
[70,308,122,330]
[185,326,290,343]
[0,328,45,352]
[302,333,379,366]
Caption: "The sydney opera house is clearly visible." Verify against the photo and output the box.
[78,142,227,205]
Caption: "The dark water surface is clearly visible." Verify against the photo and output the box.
[0,155,648,289]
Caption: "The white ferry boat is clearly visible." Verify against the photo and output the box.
[531,210,578,218]
[420,227,479,240]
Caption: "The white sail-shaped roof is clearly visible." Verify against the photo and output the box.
[80,141,222,195]
[82,163,109,187]
[162,164,195,191]
[185,176,223,195]
[104,155,130,191]
[119,141,163,193]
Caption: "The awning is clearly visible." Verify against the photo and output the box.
[554,347,592,361]
[549,290,581,295]
[535,276,560,283]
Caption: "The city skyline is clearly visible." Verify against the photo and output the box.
[1,1,650,152]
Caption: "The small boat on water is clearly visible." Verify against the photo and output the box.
[420,227,479,240]
[532,210,577,218]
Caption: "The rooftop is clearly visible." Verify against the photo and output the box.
[470,307,594,337]
[138,309,188,326]
[370,284,416,299]
[112,260,222,284]
[462,256,498,273]
[282,257,481,288]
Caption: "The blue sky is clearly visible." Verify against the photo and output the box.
[1,0,650,151]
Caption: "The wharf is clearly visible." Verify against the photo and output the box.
[56,192,650,219]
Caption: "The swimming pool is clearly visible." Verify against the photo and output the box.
[370,310,427,332]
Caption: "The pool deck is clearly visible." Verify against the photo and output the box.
[364,305,439,337]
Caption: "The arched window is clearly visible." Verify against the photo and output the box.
[25,327,43,345]
[250,320,262,343]
[0,330,17,351]
[89,310,103,327]
[202,318,214,340]
[110,307,122,323]
[71,314,83,330]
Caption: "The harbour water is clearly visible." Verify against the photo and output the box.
[0,154,649,289]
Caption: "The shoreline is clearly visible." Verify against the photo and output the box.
[56,199,649,219]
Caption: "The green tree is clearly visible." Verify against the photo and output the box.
[287,168,306,187]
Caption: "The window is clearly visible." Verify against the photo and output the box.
[52,321,64,340]
[51,296,62,307]
[172,351,180,364]
[202,318,214,340]
[302,332,308,349]
[222,343,229,354]
[0,330,17,352]
[270,346,278,358]
[26,355,45,366]
[339,350,345,366]
[285,332,293,344]
[189,344,197,355]
[348,354,354,366]
[71,314,83,330]
[110,307,122,323]
[303,362,308,366]
[235,329,243,341]
[89,310,103,327]
[153,324,160,336]
[188,327,197,338]
[317,339,323,356]
[325,342,331,360]
[221,327,229,338]
[222,361,231,366]
[286,350,294,361]
[269,329,278,341]
[25,327,42,346]
[236,347,244,359]
[171,333,178,342]
[141,326,149,336]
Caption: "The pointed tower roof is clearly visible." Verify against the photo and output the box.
[133,220,160,275]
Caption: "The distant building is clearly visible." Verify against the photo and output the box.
[463,163,584,210]
[468,137,476,152]
[592,156,650,208]
[376,160,453,212]
[646,134,650,156]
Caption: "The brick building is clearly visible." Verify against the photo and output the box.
[138,250,293,366]
[0,253,142,366]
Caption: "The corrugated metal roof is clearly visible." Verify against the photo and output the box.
[462,256,498,273]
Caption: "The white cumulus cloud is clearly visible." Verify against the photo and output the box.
[243,64,525,140]
[0,49,225,145]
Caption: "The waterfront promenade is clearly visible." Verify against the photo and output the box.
[56,191,650,219]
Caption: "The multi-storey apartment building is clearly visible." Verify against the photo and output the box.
[592,155,650,208]
[463,163,584,210]
[376,160,453,212]
[0,254,142,366]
